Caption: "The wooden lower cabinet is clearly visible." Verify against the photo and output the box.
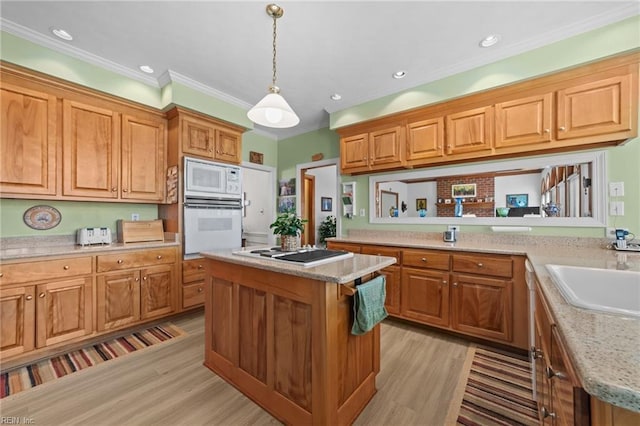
[401,267,450,326]
[181,259,206,309]
[97,264,174,331]
[1,276,92,359]
[450,273,512,342]
[360,245,401,315]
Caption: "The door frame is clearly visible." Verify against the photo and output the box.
[295,158,341,243]
[241,161,277,247]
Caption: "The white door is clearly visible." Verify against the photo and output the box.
[242,164,276,247]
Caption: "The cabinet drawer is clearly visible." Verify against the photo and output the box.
[361,245,401,262]
[97,248,176,272]
[452,253,513,278]
[326,242,361,253]
[183,282,205,308]
[402,249,450,270]
[183,259,206,284]
[0,257,93,285]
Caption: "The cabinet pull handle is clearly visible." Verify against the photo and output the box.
[559,126,566,131]
[157,255,162,260]
[63,265,70,270]
[477,262,484,268]
[545,366,566,379]
[117,259,124,264]
[530,346,543,360]
[26,295,33,301]
[39,293,45,298]
[541,407,556,419]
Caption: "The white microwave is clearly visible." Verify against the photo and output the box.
[184,157,241,200]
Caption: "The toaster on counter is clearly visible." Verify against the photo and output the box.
[77,227,112,246]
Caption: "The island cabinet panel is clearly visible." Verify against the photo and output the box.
[238,286,267,383]
[0,82,57,195]
[203,259,381,426]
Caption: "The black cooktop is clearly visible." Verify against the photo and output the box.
[250,247,349,263]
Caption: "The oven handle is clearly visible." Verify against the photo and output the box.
[184,203,242,210]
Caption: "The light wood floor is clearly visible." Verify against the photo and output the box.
[0,311,472,425]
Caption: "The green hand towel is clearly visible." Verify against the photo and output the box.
[351,275,388,335]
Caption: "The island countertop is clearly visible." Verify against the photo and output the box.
[329,232,640,412]
[200,247,397,284]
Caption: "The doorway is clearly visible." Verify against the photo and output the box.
[296,158,339,247]
[241,162,276,247]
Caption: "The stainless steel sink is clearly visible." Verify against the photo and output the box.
[546,264,640,317]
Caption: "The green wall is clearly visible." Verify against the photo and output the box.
[277,128,340,181]
[243,131,279,168]
[0,199,158,237]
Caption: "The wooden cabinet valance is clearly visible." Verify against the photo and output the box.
[337,51,639,175]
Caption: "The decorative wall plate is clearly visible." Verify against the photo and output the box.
[23,205,62,230]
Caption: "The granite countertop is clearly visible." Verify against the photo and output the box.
[331,233,640,412]
[200,248,397,284]
[0,235,180,261]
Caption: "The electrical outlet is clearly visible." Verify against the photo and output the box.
[605,227,629,237]
[360,208,366,217]
[131,213,140,221]
[448,225,460,233]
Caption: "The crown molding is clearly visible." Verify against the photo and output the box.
[1,18,159,87]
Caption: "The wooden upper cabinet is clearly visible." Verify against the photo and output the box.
[340,133,369,173]
[63,100,120,198]
[215,128,242,164]
[406,117,445,163]
[0,83,57,195]
[180,113,242,164]
[121,114,166,202]
[369,125,404,169]
[495,93,553,150]
[445,106,494,155]
[556,73,635,141]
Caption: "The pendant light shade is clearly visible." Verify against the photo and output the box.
[247,86,300,128]
[248,4,299,129]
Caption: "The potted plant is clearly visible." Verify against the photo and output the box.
[318,215,336,246]
[270,210,307,251]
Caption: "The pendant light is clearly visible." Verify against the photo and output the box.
[247,4,300,128]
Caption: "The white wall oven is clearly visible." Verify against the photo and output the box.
[183,157,242,257]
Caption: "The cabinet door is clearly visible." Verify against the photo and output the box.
[182,116,215,159]
[401,268,449,327]
[378,266,401,316]
[121,114,166,201]
[406,117,445,163]
[495,93,553,150]
[445,106,494,155]
[0,83,57,195]
[557,73,634,140]
[63,100,120,198]
[140,264,174,320]
[369,126,404,169]
[340,133,369,173]
[0,286,35,358]
[214,128,242,164]
[96,271,140,331]
[36,277,93,348]
[534,317,552,425]
[451,273,512,343]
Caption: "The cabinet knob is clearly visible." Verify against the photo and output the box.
[442,280,448,286]
[198,287,203,293]
[421,257,427,262]
[559,126,566,131]
[477,262,484,268]
[157,255,163,260]
[197,264,204,269]
[63,265,70,270]
[135,277,140,282]
[143,276,147,281]
[123,188,128,193]
[112,187,117,192]
[453,282,458,287]
[541,407,556,419]
[39,292,45,298]
[26,295,33,301]
[0,272,3,277]
[117,259,124,264]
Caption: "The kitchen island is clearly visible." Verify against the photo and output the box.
[199,248,396,425]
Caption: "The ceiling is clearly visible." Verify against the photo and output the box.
[1,1,638,140]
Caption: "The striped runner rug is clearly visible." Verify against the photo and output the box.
[452,346,539,426]
[1,323,186,399]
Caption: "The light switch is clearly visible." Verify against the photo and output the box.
[360,208,366,217]
[610,201,624,216]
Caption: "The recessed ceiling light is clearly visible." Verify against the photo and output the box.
[392,71,406,79]
[51,28,73,41]
[330,93,342,101]
[139,65,154,74]
[479,34,500,48]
